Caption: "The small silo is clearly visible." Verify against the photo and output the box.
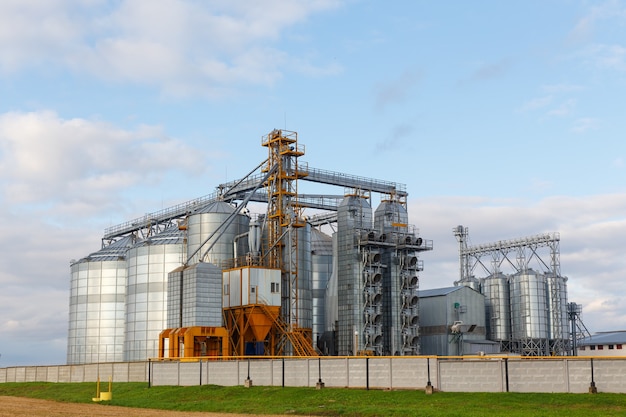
[547,274,569,351]
[124,226,186,362]
[186,201,250,266]
[336,194,372,355]
[510,269,549,355]
[67,236,132,364]
[311,228,333,346]
[482,273,511,343]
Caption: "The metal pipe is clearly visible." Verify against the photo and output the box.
[426,357,432,387]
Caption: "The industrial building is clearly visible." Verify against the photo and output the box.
[67,130,432,364]
[577,331,626,356]
[67,130,587,364]
[418,286,497,356]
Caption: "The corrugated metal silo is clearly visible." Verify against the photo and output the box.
[482,273,511,342]
[186,201,250,266]
[336,194,372,355]
[510,269,549,355]
[167,261,225,328]
[67,236,132,364]
[547,274,569,348]
[124,226,186,362]
[374,199,418,355]
[286,222,313,329]
[311,228,333,346]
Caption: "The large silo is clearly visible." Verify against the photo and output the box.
[124,226,186,362]
[311,228,333,347]
[67,236,132,364]
[510,269,549,355]
[336,194,372,355]
[482,273,511,343]
[186,201,250,266]
[374,199,419,355]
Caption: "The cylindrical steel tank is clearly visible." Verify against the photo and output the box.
[186,201,250,266]
[482,273,511,342]
[510,269,549,340]
[336,194,372,355]
[311,228,332,345]
[124,226,186,362]
[547,274,569,342]
[67,236,132,364]
[293,222,312,329]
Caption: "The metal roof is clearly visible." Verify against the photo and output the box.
[578,331,626,346]
[418,286,464,298]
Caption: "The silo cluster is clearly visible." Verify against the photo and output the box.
[68,200,251,364]
[481,269,569,355]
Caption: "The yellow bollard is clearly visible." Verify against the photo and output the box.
[92,376,112,402]
[92,377,101,402]
[100,377,113,401]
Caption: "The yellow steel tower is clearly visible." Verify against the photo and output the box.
[261,130,308,331]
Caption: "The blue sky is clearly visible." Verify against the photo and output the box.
[1,1,625,366]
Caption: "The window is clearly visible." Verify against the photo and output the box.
[579,346,585,351]
[223,284,229,295]
[590,345,596,350]
[618,344,623,349]
[271,282,280,293]
[609,345,614,350]
[598,345,604,350]
[251,286,256,293]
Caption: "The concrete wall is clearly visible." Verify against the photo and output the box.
[2,357,626,393]
[0,362,147,384]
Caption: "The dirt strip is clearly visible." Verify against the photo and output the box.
[0,396,311,417]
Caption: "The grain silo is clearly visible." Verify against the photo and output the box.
[374,198,420,355]
[186,200,250,266]
[67,236,132,364]
[311,228,333,347]
[547,274,569,353]
[124,226,186,362]
[510,269,549,356]
[336,193,373,355]
[482,272,511,345]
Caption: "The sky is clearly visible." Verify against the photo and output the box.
[1,0,625,366]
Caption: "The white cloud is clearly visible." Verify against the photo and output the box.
[0,0,343,96]
[0,110,206,207]
[571,117,600,133]
[547,98,577,117]
[519,95,553,112]
[410,193,626,334]
[569,0,626,42]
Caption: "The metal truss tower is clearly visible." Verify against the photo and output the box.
[458,230,568,355]
[261,129,308,329]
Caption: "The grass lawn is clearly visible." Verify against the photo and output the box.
[0,382,625,416]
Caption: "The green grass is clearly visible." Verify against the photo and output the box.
[1,382,625,416]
